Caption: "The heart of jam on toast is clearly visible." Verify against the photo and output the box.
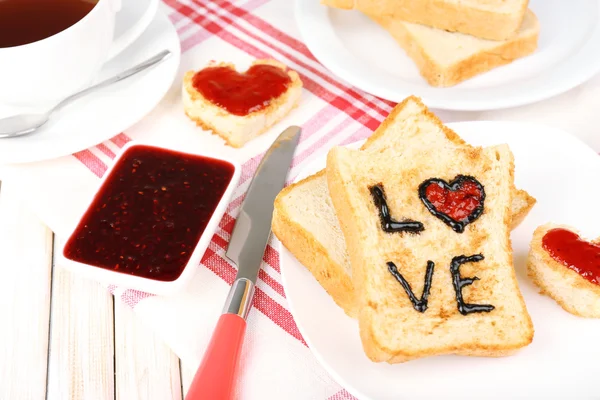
[191,64,293,116]
[418,175,485,233]
[542,228,600,285]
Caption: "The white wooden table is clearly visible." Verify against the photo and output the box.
[0,179,196,399]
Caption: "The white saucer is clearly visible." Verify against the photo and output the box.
[0,4,180,165]
[295,0,600,111]
[278,121,600,399]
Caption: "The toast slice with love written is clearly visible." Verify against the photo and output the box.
[326,143,534,363]
[272,96,536,317]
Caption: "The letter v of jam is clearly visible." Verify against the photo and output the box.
[63,145,235,282]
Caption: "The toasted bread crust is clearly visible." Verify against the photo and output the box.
[322,0,529,40]
[182,59,302,148]
[183,109,244,148]
[360,308,526,363]
[527,224,600,318]
[360,96,467,150]
[273,171,357,317]
[369,12,540,87]
[509,189,537,230]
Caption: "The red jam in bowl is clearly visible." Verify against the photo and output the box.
[192,64,292,116]
[63,145,235,282]
[542,228,600,285]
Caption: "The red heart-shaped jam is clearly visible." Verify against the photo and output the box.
[192,64,292,116]
[542,228,600,285]
[419,175,485,233]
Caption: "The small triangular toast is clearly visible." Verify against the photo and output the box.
[527,223,600,318]
[326,144,534,363]
[272,96,536,316]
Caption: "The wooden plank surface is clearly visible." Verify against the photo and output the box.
[0,181,54,400]
[46,263,116,400]
[114,301,182,400]
[180,362,196,398]
[0,179,184,400]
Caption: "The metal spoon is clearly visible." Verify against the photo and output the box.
[0,50,172,139]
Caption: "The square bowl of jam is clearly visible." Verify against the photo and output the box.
[58,142,241,296]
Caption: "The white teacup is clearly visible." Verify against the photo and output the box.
[0,0,159,107]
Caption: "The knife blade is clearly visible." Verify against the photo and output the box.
[226,125,301,283]
[185,125,301,400]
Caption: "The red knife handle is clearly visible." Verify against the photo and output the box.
[185,313,247,400]
[185,278,255,400]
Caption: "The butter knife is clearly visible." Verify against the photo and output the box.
[185,126,301,400]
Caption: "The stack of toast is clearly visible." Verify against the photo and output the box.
[321,0,540,87]
[273,96,537,362]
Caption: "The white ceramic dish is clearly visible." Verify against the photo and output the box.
[0,0,159,107]
[278,121,600,399]
[58,142,241,296]
[295,0,600,111]
[0,3,180,165]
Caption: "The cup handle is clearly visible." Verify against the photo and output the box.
[106,0,160,61]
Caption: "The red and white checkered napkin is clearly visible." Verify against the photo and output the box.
[1,1,598,398]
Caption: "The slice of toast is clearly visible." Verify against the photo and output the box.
[182,59,302,148]
[322,0,529,41]
[326,144,534,362]
[527,223,600,318]
[272,96,536,316]
[369,10,540,87]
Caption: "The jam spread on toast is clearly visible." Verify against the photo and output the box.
[192,64,292,116]
[63,145,235,282]
[370,185,424,233]
[419,175,485,233]
[542,228,600,285]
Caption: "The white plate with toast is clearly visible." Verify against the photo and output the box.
[277,120,600,399]
[295,0,600,110]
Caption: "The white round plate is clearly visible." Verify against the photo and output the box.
[278,121,600,400]
[0,4,180,165]
[295,0,600,111]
